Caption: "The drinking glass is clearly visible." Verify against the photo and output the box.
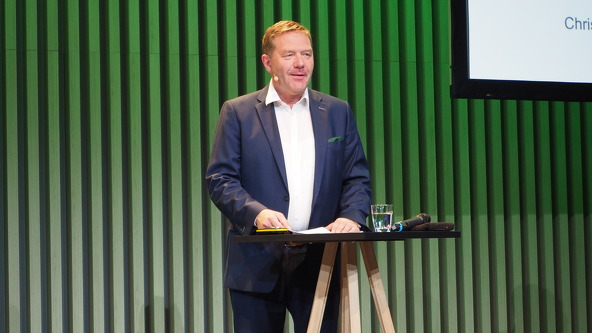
[370,204,393,232]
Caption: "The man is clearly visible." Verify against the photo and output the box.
[205,20,372,332]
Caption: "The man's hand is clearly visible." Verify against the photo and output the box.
[326,218,361,233]
[256,209,290,229]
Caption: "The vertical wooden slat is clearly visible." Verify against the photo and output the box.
[241,0,259,94]
[519,101,540,332]
[312,0,329,92]
[551,102,572,333]
[534,102,557,332]
[105,0,125,331]
[278,0,292,19]
[0,0,7,326]
[295,0,311,31]
[502,100,525,332]
[584,104,592,333]
[46,0,64,329]
[65,0,85,330]
[125,0,146,331]
[164,1,186,332]
[346,4,373,331]
[415,1,442,331]
[485,100,508,332]
[5,0,22,331]
[24,0,42,331]
[367,1,386,203]
[185,1,205,331]
[330,0,348,99]
[470,99,492,332]
[222,0,238,99]
[349,0,366,144]
[382,2,406,331]
[145,0,165,331]
[203,1,226,332]
[432,0,458,330]
[453,98,475,333]
[86,0,107,330]
[566,103,587,333]
[260,0,275,37]
[399,2,426,332]
[370,2,391,333]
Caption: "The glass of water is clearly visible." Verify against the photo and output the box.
[370,204,393,232]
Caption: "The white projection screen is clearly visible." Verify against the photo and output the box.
[451,0,592,102]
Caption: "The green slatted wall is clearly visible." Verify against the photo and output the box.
[2,0,591,332]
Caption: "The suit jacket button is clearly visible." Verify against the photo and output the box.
[284,196,289,201]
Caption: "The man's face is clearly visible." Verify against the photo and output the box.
[262,31,314,103]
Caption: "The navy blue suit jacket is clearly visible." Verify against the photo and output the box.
[205,85,372,293]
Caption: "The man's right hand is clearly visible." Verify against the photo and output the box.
[256,209,290,229]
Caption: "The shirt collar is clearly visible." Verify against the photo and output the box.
[265,79,309,108]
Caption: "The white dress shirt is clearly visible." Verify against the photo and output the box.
[265,81,315,231]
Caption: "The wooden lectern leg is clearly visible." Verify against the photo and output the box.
[359,242,396,333]
[307,242,339,333]
[340,242,361,333]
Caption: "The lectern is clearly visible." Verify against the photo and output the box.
[236,231,460,333]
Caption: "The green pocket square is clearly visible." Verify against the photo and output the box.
[328,136,343,142]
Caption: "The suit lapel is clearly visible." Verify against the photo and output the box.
[309,91,328,206]
[255,87,289,191]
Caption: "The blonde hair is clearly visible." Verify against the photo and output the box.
[262,20,312,56]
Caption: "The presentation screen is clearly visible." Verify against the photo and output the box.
[451,0,592,102]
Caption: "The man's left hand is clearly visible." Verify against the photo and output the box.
[326,218,361,233]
